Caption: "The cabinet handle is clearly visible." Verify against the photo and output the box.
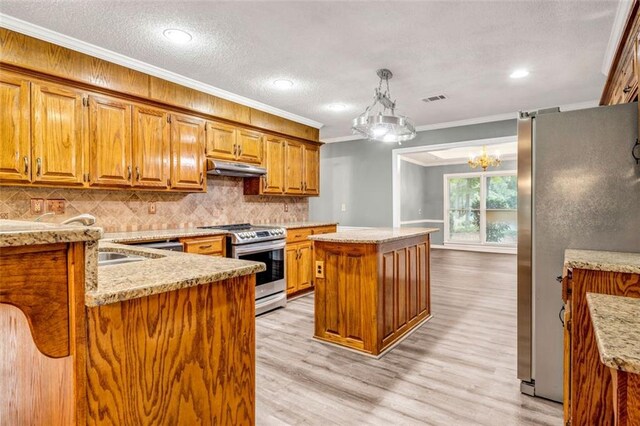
[136,166,141,181]
[127,165,132,180]
[200,172,204,185]
[263,176,267,190]
[624,85,632,94]
[297,249,300,259]
[233,144,237,156]
[36,157,41,177]
[238,145,242,156]
[23,156,29,175]
[199,244,212,249]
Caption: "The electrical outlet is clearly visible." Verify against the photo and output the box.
[341,203,347,212]
[46,199,66,214]
[284,203,289,212]
[418,208,422,215]
[148,201,157,214]
[315,261,325,278]
[30,198,45,215]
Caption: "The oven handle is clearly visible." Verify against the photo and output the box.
[233,239,286,257]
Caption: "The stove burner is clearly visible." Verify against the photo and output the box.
[197,223,286,245]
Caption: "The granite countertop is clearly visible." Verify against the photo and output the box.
[103,228,227,243]
[87,242,266,306]
[587,293,640,374]
[308,227,439,244]
[269,221,339,230]
[564,249,640,275]
[0,219,102,247]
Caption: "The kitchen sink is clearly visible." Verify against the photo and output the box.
[98,251,146,267]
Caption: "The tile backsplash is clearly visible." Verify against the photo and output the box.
[0,177,308,232]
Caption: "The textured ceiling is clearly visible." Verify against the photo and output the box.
[1,1,619,140]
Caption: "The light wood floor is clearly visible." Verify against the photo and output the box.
[255,250,562,425]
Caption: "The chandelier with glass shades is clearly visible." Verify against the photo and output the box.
[468,145,501,171]
[351,69,416,143]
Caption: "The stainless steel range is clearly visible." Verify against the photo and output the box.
[198,223,286,315]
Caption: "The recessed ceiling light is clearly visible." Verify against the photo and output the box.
[327,103,347,112]
[510,69,530,79]
[163,29,192,44]
[273,79,294,89]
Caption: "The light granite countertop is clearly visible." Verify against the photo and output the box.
[308,227,439,244]
[87,242,265,306]
[564,249,640,275]
[269,221,339,230]
[0,219,102,247]
[103,228,227,243]
[587,293,640,374]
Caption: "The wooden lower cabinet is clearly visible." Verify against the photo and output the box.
[562,268,640,425]
[313,234,431,356]
[180,235,226,257]
[285,225,337,297]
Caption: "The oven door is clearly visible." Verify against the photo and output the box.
[232,239,286,301]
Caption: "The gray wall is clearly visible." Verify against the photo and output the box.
[399,159,517,245]
[309,119,517,226]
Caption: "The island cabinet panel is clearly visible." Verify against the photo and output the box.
[0,72,31,183]
[314,234,431,357]
[0,242,87,425]
[31,81,86,186]
[169,113,206,191]
[85,276,255,425]
[132,104,170,188]
[563,268,640,426]
[88,94,132,187]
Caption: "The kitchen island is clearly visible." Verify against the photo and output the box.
[0,220,264,425]
[309,227,438,357]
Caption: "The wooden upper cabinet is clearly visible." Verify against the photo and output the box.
[31,81,86,186]
[205,121,237,161]
[133,105,170,188]
[236,129,263,164]
[170,113,205,191]
[263,136,285,194]
[303,143,319,195]
[0,72,31,183]
[284,140,304,195]
[88,95,132,187]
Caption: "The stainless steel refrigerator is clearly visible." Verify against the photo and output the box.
[517,102,640,402]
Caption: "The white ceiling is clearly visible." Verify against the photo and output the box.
[402,142,517,167]
[1,1,620,141]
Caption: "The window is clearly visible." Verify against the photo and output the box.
[445,171,517,246]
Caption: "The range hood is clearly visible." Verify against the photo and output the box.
[206,159,266,178]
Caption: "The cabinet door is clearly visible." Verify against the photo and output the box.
[205,121,236,161]
[297,241,314,291]
[237,129,263,164]
[133,105,170,188]
[89,95,132,187]
[285,244,299,294]
[284,140,304,194]
[303,143,319,195]
[0,73,31,183]
[170,113,205,191]
[32,82,86,186]
[263,136,284,194]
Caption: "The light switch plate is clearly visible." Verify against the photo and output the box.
[284,203,289,212]
[30,198,45,215]
[341,203,347,212]
[46,199,65,214]
[148,201,157,214]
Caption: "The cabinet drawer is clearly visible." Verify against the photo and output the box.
[181,236,225,256]
[311,225,337,235]
[286,228,313,243]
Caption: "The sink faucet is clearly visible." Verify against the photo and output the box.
[61,214,97,226]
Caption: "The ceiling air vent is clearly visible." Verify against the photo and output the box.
[421,94,447,103]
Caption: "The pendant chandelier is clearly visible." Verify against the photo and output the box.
[352,69,416,143]
[468,146,501,171]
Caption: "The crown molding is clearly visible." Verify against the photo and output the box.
[0,13,324,129]
[321,100,600,143]
[602,0,635,75]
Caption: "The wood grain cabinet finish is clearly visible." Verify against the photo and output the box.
[132,104,170,188]
[0,72,31,183]
[31,81,86,186]
[302,143,319,195]
[284,140,304,195]
[236,128,263,164]
[205,120,237,161]
[180,235,226,257]
[170,113,206,191]
[88,94,132,187]
[0,242,87,425]
[262,136,286,194]
[562,268,640,426]
[314,235,431,356]
[285,225,336,297]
